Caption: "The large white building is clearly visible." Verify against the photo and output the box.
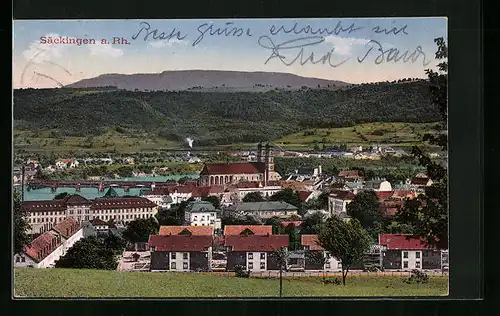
[22,194,159,234]
[14,218,84,268]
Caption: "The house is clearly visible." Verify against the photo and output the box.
[14,218,83,268]
[301,235,342,271]
[184,201,221,230]
[230,182,282,202]
[198,143,281,186]
[55,159,79,169]
[223,225,273,236]
[226,201,299,219]
[410,176,434,187]
[89,218,110,233]
[148,235,213,272]
[328,190,356,215]
[159,225,214,236]
[337,170,363,182]
[225,234,289,272]
[364,179,392,191]
[379,234,442,271]
[140,188,174,209]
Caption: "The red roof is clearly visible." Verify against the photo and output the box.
[410,177,431,186]
[224,235,289,251]
[63,194,92,205]
[91,197,157,210]
[376,191,394,200]
[200,162,266,175]
[298,191,313,202]
[223,225,273,236]
[338,170,361,178]
[22,200,67,213]
[23,232,62,263]
[191,185,225,197]
[51,218,81,239]
[280,221,303,228]
[234,182,261,189]
[148,235,212,251]
[301,234,324,251]
[391,190,416,199]
[330,190,356,200]
[159,226,214,236]
[379,234,436,250]
[90,218,108,226]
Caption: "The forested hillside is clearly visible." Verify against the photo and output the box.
[13,80,440,146]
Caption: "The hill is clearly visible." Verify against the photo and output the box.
[14,268,448,297]
[13,80,441,148]
[66,70,349,91]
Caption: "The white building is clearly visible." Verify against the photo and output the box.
[13,218,84,268]
[184,201,222,230]
[328,191,356,215]
[234,184,283,201]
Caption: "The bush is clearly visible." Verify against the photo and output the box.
[321,278,342,285]
[404,269,429,284]
[234,265,250,278]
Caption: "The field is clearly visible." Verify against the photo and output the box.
[275,122,443,150]
[13,122,443,153]
[14,268,448,298]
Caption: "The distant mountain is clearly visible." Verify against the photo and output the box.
[66,70,350,91]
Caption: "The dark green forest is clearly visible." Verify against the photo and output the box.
[13,80,440,145]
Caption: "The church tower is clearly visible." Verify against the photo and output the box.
[264,143,274,183]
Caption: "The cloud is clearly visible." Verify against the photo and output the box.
[149,38,188,48]
[323,35,370,56]
[22,33,67,62]
[88,43,124,57]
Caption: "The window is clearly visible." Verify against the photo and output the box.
[416,252,421,259]
[325,263,331,269]
[403,261,408,268]
[171,252,176,259]
[248,262,253,269]
[337,262,342,269]
[16,256,20,263]
[21,257,25,262]
[183,262,188,269]
[171,262,176,270]
[403,251,408,259]
[248,253,253,259]
[260,253,265,260]
[416,261,421,269]
[260,262,265,269]
[183,253,188,260]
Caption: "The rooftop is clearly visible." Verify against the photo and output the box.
[148,235,213,251]
[379,234,436,250]
[159,226,214,236]
[229,201,298,212]
[301,234,324,251]
[200,162,266,175]
[224,234,289,251]
[223,225,273,236]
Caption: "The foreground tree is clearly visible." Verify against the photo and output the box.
[397,37,448,250]
[317,217,371,285]
[346,190,383,240]
[14,192,31,253]
[122,217,159,243]
[242,191,265,202]
[269,247,289,297]
[300,211,326,235]
[264,216,283,234]
[55,236,117,270]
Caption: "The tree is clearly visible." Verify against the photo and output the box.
[242,191,265,202]
[54,192,70,199]
[55,236,117,270]
[201,196,221,209]
[265,216,283,234]
[346,190,383,240]
[397,37,448,250]
[122,217,159,243]
[300,212,326,234]
[13,192,31,254]
[303,192,329,210]
[269,189,302,208]
[317,217,371,285]
[103,232,127,254]
[269,247,289,297]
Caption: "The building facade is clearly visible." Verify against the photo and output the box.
[328,191,356,215]
[226,201,299,219]
[184,201,221,229]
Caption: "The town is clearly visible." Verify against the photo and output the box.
[13,143,448,278]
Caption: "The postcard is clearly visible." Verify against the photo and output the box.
[12,18,448,298]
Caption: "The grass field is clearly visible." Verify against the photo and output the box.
[14,122,443,153]
[14,268,448,298]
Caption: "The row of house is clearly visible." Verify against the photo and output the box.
[147,225,445,273]
[13,218,84,268]
[21,194,159,234]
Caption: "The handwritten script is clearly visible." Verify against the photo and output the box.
[131,20,431,68]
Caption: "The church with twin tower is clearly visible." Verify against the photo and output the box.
[198,142,281,186]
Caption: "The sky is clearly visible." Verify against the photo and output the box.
[12,18,447,88]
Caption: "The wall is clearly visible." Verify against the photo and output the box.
[246,251,267,272]
[169,251,190,271]
[187,211,217,227]
[150,251,169,271]
[422,250,442,269]
[226,251,246,271]
[13,253,38,268]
